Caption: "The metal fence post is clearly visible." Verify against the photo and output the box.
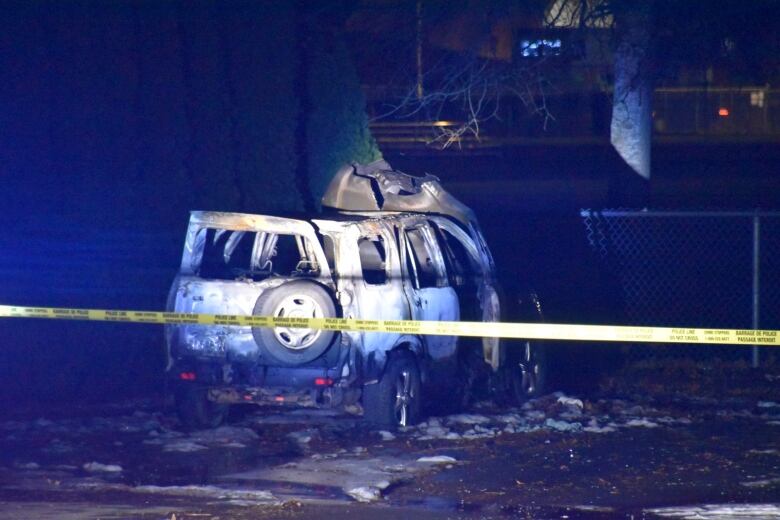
[753,213,761,368]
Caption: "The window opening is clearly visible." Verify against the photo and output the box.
[519,38,561,57]
[358,236,387,285]
[434,226,481,286]
[198,228,254,279]
[196,228,319,280]
[405,227,442,288]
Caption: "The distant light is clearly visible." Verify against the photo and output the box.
[750,91,765,108]
[432,120,456,127]
[179,371,196,381]
[718,108,730,117]
[520,39,562,58]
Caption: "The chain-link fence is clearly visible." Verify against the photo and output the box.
[581,210,780,364]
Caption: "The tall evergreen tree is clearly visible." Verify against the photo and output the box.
[298,7,382,210]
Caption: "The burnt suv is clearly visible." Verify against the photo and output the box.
[165,160,545,429]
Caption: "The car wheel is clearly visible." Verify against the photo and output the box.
[506,339,547,404]
[175,386,228,430]
[252,280,337,366]
[363,351,422,429]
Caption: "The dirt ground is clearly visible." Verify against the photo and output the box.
[1,360,779,520]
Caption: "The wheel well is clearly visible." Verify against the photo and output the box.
[390,342,417,357]
[389,341,425,382]
[362,339,424,385]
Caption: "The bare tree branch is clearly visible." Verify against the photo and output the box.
[369,0,615,149]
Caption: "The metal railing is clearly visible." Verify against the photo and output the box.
[580,210,780,365]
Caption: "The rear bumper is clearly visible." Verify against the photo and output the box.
[207,385,358,408]
[168,361,359,408]
[169,360,340,386]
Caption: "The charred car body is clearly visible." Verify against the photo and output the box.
[166,160,544,429]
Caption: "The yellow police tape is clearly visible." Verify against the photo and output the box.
[0,304,778,347]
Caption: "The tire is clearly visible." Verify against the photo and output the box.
[503,339,547,405]
[175,385,228,430]
[251,280,337,366]
[363,351,422,429]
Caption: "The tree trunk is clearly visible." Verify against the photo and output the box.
[610,2,653,186]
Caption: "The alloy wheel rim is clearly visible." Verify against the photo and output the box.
[517,340,540,396]
[394,369,414,427]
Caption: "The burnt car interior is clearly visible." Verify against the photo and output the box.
[434,226,481,283]
[195,228,322,280]
[404,227,441,289]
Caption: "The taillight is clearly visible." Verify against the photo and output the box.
[314,377,333,387]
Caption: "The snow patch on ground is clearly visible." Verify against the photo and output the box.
[557,396,584,409]
[287,429,317,446]
[220,452,457,503]
[741,477,780,488]
[405,393,693,441]
[647,503,780,519]
[78,482,281,505]
[416,455,457,464]
[625,418,660,428]
[545,418,582,432]
[346,480,392,503]
[134,484,277,502]
[748,449,779,455]
[162,440,209,452]
[346,485,384,503]
[377,430,396,441]
[573,505,616,512]
[82,462,122,473]
[583,419,618,434]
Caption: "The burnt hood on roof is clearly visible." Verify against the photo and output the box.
[321,159,477,229]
